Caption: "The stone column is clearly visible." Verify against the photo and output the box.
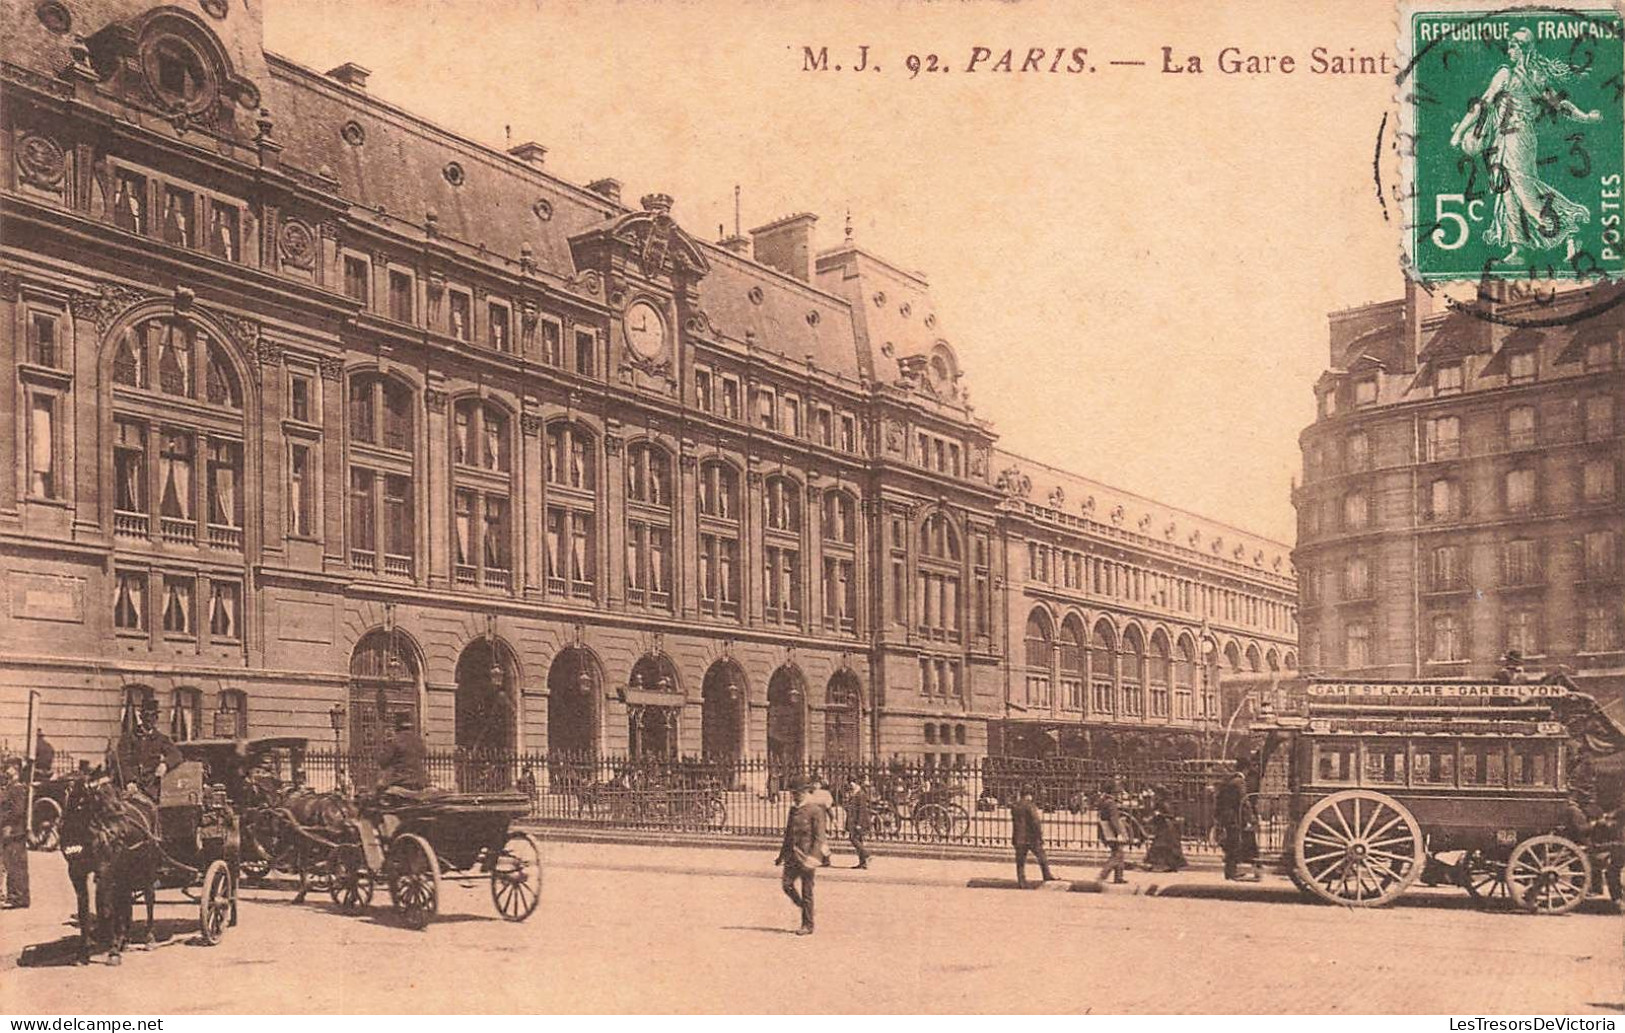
[603,423,625,610]
[424,381,449,589]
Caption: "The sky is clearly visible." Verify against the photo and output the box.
[263,0,1406,544]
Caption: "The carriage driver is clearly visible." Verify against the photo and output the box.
[374,711,431,801]
[110,697,183,801]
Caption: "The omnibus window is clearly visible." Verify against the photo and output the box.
[1313,740,1357,784]
[1410,742,1457,786]
[1511,741,1554,787]
[1460,742,1507,787]
[1363,742,1407,785]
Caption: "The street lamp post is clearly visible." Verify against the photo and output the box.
[328,702,346,788]
[1199,628,1218,760]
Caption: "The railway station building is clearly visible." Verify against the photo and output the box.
[0,0,1296,765]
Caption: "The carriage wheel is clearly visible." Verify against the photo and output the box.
[870,807,900,838]
[1458,853,1510,909]
[28,797,61,851]
[1293,790,1424,908]
[329,845,375,914]
[490,831,543,922]
[385,833,440,930]
[1505,835,1592,915]
[700,796,728,829]
[913,803,955,839]
[198,860,234,946]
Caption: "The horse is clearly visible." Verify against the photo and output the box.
[59,778,161,965]
[239,774,356,903]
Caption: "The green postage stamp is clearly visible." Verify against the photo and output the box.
[1402,1,1625,282]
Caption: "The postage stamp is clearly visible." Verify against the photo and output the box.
[1400,1,1625,283]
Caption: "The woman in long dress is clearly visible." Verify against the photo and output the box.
[1449,27,1603,265]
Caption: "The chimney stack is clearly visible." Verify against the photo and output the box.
[749,213,818,283]
[325,62,371,89]
[507,141,548,168]
[587,178,623,205]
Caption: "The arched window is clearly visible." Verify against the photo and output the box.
[1059,617,1085,711]
[697,460,740,620]
[1121,628,1145,717]
[626,443,672,612]
[820,490,858,636]
[544,422,596,600]
[452,399,514,591]
[111,316,246,551]
[764,476,802,627]
[917,513,961,642]
[1089,621,1116,715]
[347,373,416,578]
[1174,637,1195,720]
[1148,632,1171,719]
[1023,609,1053,709]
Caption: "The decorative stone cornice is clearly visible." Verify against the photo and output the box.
[317,356,346,381]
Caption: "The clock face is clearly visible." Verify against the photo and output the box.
[623,301,665,361]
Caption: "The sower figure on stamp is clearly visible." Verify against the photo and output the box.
[1011,787,1056,888]
[1096,779,1129,885]
[774,775,828,935]
[1217,757,1261,882]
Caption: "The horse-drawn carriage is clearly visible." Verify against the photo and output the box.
[1252,676,1625,914]
[62,757,241,961]
[326,789,543,929]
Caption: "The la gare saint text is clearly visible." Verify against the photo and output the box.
[798,45,1395,77]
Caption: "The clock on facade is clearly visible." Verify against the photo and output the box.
[623,300,666,361]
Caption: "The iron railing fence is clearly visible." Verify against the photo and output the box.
[302,747,1291,857]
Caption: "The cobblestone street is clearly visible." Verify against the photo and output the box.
[3,841,1621,1014]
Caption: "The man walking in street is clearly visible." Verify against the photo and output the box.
[808,777,836,867]
[0,759,30,908]
[1217,757,1262,882]
[1096,780,1129,885]
[774,775,828,935]
[843,776,871,869]
[1011,787,1057,888]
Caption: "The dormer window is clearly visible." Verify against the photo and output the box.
[1585,339,1617,371]
[1435,362,1463,395]
[1508,349,1537,384]
[1353,377,1377,408]
[1318,388,1337,419]
[150,34,211,109]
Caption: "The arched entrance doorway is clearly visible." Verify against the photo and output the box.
[767,666,806,780]
[455,638,518,790]
[546,648,600,757]
[627,653,681,763]
[349,629,422,785]
[824,671,861,763]
[700,660,747,762]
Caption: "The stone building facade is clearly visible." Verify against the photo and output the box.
[1294,283,1625,700]
[0,0,1295,764]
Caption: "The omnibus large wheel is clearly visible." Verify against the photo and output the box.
[1293,790,1424,908]
[1506,835,1592,915]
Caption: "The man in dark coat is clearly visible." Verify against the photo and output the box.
[111,698,183,800]
[31,729,54,782]
[1216,757,1261,881]
[0,759,29,908]
[1096,780,1129,885]
[775,776,828,934]
[374,712,430,795]
[1011,787,1057,888]
[843,776,871,869]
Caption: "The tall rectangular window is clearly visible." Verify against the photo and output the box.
[720,377,740,420]
[161,576,193,635]
[1430,613,1463,662]
[1505,468,1536,513]
[1584,607,1621,653]
[113,571,146,631]
[388,270,414,323]
[1507,349,1537,384]
[28,395,56,498]
[289,444,313,537]
[29,312,60,368]
[1435,362,1463,395]
[782,395,801,437]
[161,186,195,247]
[1586,396,1616,442]
[574,328,595,374]
[839,414,857,453]
[1585,531,1619,580]
[209,580,240,640]
[1584,460,1616,503]
[343,255,369,304]
[540,320,562,366]
[490,303,511,352]
[1503,538,1538,585]
[449,292,472,341]
[113,170,147,234]
[290,373,314,423]
[1425,416,1461,460]
[207,200,238,261]
[383,475,412,558]
[350,468,376,554]
[1346,622,1371,668]
[756,387,777,430]
[694,368,714,411]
